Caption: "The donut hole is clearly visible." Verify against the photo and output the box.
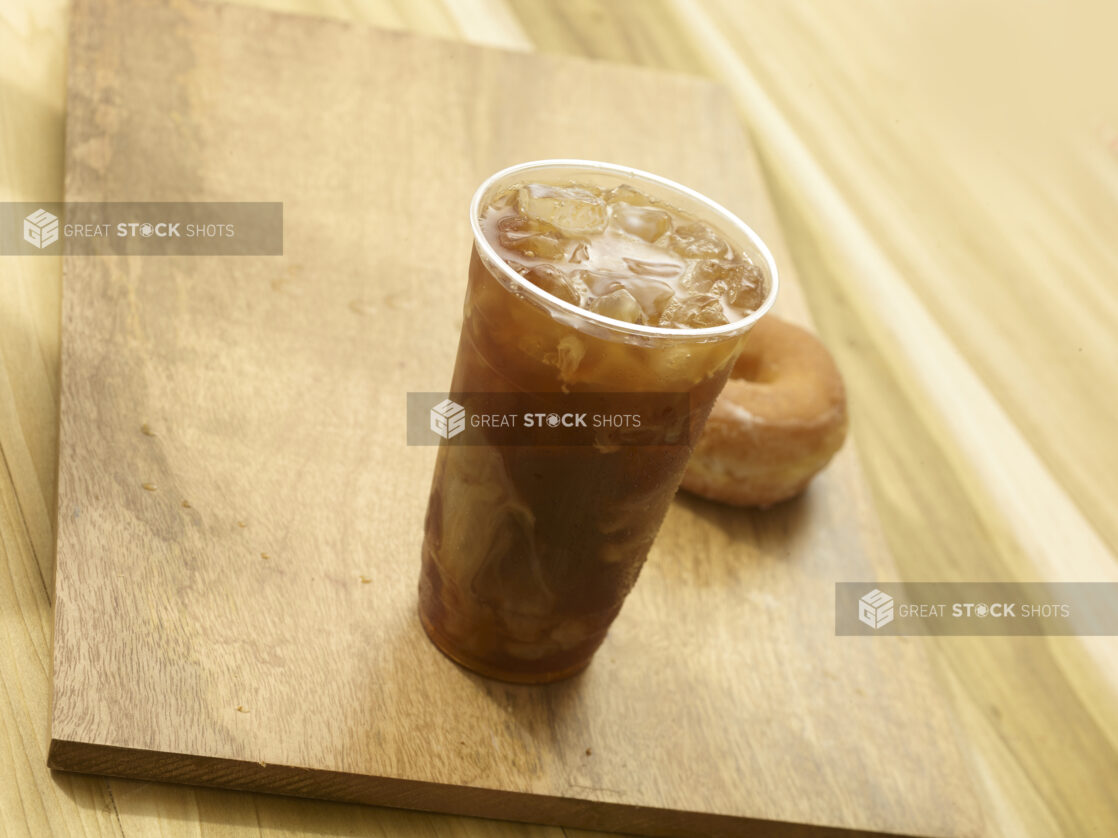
[731,345,781,385]
[731,346,764,382]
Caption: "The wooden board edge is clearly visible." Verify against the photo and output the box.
[47,738,903,838]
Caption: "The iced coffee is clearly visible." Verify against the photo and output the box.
[419,160,777,683]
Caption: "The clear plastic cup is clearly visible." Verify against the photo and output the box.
[419,160,778,683]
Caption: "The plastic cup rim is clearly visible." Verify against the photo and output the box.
[468,158,780,341]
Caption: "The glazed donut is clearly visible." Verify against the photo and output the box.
[682,315,848,507]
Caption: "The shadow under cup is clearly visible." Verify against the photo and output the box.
[419,160,779,684]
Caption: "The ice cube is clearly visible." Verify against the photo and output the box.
[683,259,728,294]
[621,276,675,320]
[612,204,672,242]
[487,189,516,211]
[667,222,732,260]
[497,214,568,260]
[623,256,683,278]
[568,241,590,264]
[727,271,767,312]
[522,264,588,307]
[728,286,764,312]
[591,288,645,324]
[574,268,633,297]
[658,293,730,329]
[603,184,655,206]
[578,269,673,321]
[516,184,607,236]
[566,272,591,305]
[684,259,766,313]
[683,259,753,293]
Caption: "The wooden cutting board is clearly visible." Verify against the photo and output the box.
[50,1,982,835]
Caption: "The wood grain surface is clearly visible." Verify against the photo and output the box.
[46,1,978,836]
[2,1,1116,837]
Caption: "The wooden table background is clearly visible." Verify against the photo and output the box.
[1,1,1115,836]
